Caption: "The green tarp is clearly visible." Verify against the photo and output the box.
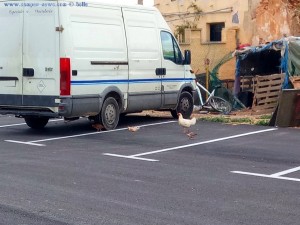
[288,40,300,76]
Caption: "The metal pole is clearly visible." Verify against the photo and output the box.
[205,58,210,99]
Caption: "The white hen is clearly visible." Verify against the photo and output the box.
[178,113,196,135]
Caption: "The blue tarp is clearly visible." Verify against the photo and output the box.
[234,37,300,89]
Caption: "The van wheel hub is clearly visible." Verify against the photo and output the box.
[105,104,116,125]
[99,97,120,130]
[180,98,190,112]
[170,91,193,119]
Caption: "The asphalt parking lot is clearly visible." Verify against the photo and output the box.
[0,114,300,225]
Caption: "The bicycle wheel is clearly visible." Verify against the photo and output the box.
[208,96,232,114]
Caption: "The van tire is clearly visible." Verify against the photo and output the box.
[171,91,193,119]
[24,116,49,129]
[99,97,120,130]
[170,110,178,119]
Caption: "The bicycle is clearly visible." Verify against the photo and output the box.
[194,81,232,114]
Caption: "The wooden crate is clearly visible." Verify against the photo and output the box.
[289,76,300,89]
[240,76,256,92]
[251,73,285,114]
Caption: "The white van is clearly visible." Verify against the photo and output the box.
[0,1,197,130]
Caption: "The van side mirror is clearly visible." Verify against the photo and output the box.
[183,50,191,65]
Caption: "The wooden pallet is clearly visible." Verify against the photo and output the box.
[240,76,256,92]
[290,76,300,89]
[251,73,285,114]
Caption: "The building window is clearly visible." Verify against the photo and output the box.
[209,22,225,42]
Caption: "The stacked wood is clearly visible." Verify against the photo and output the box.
[240,76,256,92]
[289,76,300,89]
[251,73,285,114]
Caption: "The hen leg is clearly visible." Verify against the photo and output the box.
[186,131,197,139]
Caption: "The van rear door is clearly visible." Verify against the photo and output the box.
[22,1,60,106]
[0,1,60,107]
[0,2,23,105]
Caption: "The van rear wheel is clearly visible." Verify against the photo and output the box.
[24,116,49,129]
[98,97,120,130]
[171,91,193,119]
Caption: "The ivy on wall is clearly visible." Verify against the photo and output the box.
[174,3,202,43]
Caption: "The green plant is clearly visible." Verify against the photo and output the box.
[187,2,202,22]
[198,116,230,123]
[254,120,270,126]
[258,114,272,120]
[197,115,271,126]
[174,2,203,42]
[230,118,253,123]
[174,22,191,41]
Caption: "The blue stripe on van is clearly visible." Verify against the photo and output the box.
[71,78,194,85]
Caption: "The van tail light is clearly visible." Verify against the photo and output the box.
[60,58,71,96]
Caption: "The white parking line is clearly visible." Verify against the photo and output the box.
[104,128,278,162]
[0,122,26,128]
[270,166,300,177]
[5,140,46,147]
[5,121,176,146]
[102,154,159,162]
[0,119,63,128]
[232,166,300,183]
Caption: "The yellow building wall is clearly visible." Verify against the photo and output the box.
[179,29,237,81]
[154,0,250,81]
[154,0,299,83]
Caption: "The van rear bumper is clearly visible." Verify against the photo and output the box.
[0,94,60,117]
[0,94,102,118]
[0,107,59,118]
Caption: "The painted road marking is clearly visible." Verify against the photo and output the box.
[102,154,159,162]
[104,128,278,162]
[5,121,176,146]
[5,140,46,147]
[0,119,63,128]
[270,166,300,177]
[0,122,26,128]
[232,166,300,183]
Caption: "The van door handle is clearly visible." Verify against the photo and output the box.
[23,68,34,77]
[155,68,166,76]
[0,76,19,81]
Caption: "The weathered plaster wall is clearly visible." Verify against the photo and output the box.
[253,0,300,44]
